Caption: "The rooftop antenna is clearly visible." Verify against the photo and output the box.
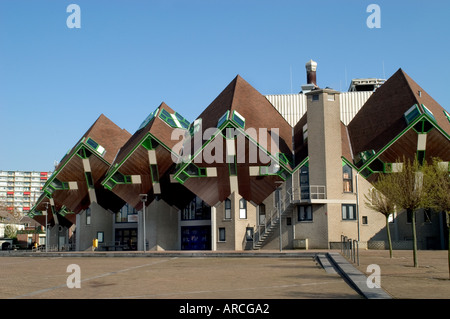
[290,65,293,94]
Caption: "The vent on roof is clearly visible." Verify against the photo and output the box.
[301,59,318,93]
[348,78,385,92]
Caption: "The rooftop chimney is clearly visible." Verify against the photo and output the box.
[301,59,318,93]
[306,59,318,86]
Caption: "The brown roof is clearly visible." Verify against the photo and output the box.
[56,114,131,170]
[109,102,179,168]
[193,75,293,161]
[347,68,449,160]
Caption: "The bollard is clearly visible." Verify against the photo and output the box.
[92,238,98,251]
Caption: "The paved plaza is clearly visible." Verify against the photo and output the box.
[0,249,449,301]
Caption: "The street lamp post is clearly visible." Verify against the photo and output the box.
[44,203,49,253]
[139,194,147,252]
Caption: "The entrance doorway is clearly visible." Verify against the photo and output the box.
[115,228,138,250]
[181,226,211,250]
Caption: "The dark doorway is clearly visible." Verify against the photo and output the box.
[115,228,138,250]
[181,226,211,250]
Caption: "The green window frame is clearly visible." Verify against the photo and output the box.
[183,163,207,178]
[110,172,132,185]
[174,112,190,129]
[217,111,230,129]
[159,108,190,129]
[85,172,95,188]
[421,104,436,122]
[76,146,92,159]
[159,108,178,128]
[150,164,159,183]
[141,135,159,151]
[228,155,237,176]
[137,107,159,130]
[232,110,245,129]
[444,110,450,124]
[404,104,420,125]
[85,138,106,156]
[189,118,202,136]
[413,118,434,134]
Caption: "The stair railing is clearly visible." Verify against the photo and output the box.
[254,186,298,249]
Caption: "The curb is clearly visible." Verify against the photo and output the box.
[327,252,392,299]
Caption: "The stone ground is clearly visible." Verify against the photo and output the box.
[0,255,360,299]
[354,249,450,299]
[0,249,448,301]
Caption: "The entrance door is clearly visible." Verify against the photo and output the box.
[181,226,211,250]
[115,228,138,250]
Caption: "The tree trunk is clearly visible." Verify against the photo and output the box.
[386,214,393,258]
[410,208,418,267]
[447,212,450,279]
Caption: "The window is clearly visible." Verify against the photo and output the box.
[388,212,396,223]
[116,203,138,223]
[85,172,94,188]
[232,111,245,129]
[137,107,159,130]
[343,164,353,193]
[421,104,435,121]
[85,208,91,225]
[302,124,308,143]
[86,138,106,156]
[181,197,211,221]
[406,211,416,224]
[404,104,420,124]
[239,198,247,219]
[312,94,319,101]
[327,93,335,101]
[299,165,309,200]
[362,216,368,225]
[97,231,104,243]
[246,227,254,241]
[342,204,356,220]
[217,111,230,128]
[444,110,450,124]
[224,199,231,220]
[258,204,266,225]
[286,217,292,226]
[228,156,237,176]
[218,228,226,242]
[298,205,312,221]
[417,150,425,166]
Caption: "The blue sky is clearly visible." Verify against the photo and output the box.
[1,0,449,172]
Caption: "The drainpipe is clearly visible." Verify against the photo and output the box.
[355,171,360,266]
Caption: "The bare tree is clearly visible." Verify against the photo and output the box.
[365,182,396,258]
[375,158,427,267]
[423,158,450,278]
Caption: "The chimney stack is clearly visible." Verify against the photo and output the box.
[300,59,318,93]
[306,59,318,86]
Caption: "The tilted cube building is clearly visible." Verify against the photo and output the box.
[29,61,450,251]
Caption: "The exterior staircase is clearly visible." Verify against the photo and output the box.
[253,187,298,250]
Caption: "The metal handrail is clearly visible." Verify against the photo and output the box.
[253,184,326,249]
